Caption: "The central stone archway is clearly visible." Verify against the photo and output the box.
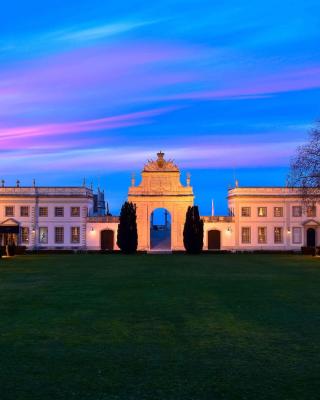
[150,208,171,250]
[128,152,194,251]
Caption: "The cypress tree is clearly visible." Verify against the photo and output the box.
[117,201,138,254]
[183,205,204,254]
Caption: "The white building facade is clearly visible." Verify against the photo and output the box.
[0,153,319,252]
[204,187,319,251]
[0,186,93,250]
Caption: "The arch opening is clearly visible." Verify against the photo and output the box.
[100,229,114,250]
[150,208,171,250]
[307,228,316,247]
[208,230,221,250]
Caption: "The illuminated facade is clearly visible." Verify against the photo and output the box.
[0,185,92,249]
[0,152,319,252]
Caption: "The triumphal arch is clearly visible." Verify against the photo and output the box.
[128,151,194,251]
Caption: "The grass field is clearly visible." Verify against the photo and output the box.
[0,254,319,400]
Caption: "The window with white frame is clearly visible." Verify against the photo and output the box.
[292,227,302,244]
[55,207,64,217]
[274,207,283,217]
[21,227,29,243]
[241,227,251,244]
[5,206,14,217]
[55,227,64,243]
[258,227,267,243]
[241,207,251,217]
[71,227,80,243]
[39,227,48,244]
[292,206,302,217]
[257,207,267,217]
[274,227,283,243]
[39,207,48,217]
[20,206,29,217]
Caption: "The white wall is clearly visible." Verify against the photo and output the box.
[86,222,119,250]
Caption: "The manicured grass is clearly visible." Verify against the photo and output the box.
[0,254,319,400]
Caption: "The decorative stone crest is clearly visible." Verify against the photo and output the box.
[143,151,179,172]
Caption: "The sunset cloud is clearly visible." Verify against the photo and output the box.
[0,107,177,146]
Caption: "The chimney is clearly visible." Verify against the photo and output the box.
[186,172,191,187]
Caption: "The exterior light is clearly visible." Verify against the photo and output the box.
[287,228,291,234]
[90,227,95,232]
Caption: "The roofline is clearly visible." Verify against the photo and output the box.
[228,186,303,191]
[227,186,320,191]
[0,186,92,189]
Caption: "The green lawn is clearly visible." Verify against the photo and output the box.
[0,254,319,400]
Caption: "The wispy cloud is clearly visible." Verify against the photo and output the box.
[0,106,177,147]
[143,66,320,102]
[0,18,160,56]
[52,20,158,43]
[0,135,304,176]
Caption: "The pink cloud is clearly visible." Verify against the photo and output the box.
[143,66,320,102]
[0,139,302,176]
[0,106,177,146]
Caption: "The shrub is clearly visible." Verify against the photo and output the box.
[183,206,204,254]
[117,201,138,254]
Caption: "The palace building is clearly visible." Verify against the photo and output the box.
[0,152,319,252]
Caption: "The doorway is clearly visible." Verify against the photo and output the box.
[100,230,114,250]
[208,230,221,250]
[306,228,316,247]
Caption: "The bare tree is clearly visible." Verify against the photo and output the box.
[289,121,320,205]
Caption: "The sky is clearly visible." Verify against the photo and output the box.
[1,0,320,215]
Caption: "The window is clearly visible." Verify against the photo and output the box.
[71,227,80,243]
[55,227,64,243]
[257,207,267,217]
[258,227,267,244]
[55,207,64,217]
[241,227,251,244]
[292,206,302,217]
[20,206,29,217]
[292,227,302,244]
[39,227,48,244]
[241,207,251,217]
[5,206,14,217]
[274,227,283,244]
[306,206,316,217]
[71,207,80,217]
[39,207,48,217]
[21,227,29,243]
[274,207,283,217]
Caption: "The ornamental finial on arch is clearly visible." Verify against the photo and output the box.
[143,151,179,172]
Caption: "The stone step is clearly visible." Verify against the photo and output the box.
[147,250,172,255]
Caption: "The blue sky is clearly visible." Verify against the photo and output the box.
[0,0,319,214]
